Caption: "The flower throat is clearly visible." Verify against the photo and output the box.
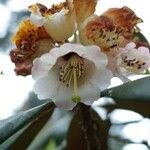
[59,53,84,102]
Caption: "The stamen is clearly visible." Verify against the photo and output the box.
[95,28,121,49]
[73,67,78,96]
[67,71,73,87]
[63,68,72,82]
[59,54,84,102]
[122,55,146,71]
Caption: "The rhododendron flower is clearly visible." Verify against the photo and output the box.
[117,42,150,75]
[103,6,143,39]
[79,15,125,51]
[32,43,112,109]
[10,20,53,76]
[29,2,75,42]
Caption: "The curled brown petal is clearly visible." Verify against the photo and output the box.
[10,19,54,76]
[29,1,75,42]
[10,39,54,76]
[79,15,125,50]
[46,1,72,15]
[28,3,48,16]
[73,0,97,24]
[29,1,73,16]
[12,19,50,49]
[103,6,143,39]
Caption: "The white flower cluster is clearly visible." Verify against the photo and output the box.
[10,0,150,109]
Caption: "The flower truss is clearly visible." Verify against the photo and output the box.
[10,0,150,109]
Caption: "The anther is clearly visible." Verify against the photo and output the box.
[142,62,146,65]
[59,66,63,70]
[135,61,139,64]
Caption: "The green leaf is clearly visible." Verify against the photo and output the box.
[66,103,110,150]
[28,110,72,150]
[0,102,55,144]
[0,103,54,149]
[101,77,150,117]
[101,77,150,101]
[133,32,149,45]
[133,32,150,48]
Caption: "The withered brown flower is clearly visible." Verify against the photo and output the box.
[79,15,125,51]
[10,20,53,76]
[29,1,75,42]
[103,6,143,39]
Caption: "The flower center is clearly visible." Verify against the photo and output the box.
[59,54,84,102]
[88,28,123,50]
[122,56,146,71]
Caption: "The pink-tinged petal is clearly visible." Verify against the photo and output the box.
[32,58,50,80]
[33,71,59,99]
[40,52,57,65]
[125,42,136,50]
[58,44,109,71]
[117,42,150,75]
[90,69,113,91]
[52,83,76,110]
[83,45,108,69]
[78,82,100,106]
[59,43,86,56]
[138,46,150,54]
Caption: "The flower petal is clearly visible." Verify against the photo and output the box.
[33,70,59,99]
[103,6,142,32]
[29,2,75,42]
[125,42,136,49]
[117,42,150,74]
[83,45,108,69]
[78,81,100,105]
[79,15,123,50]
[40,52,57,65]
[33,61,76,110]
[73,0,97,24]
[44,9,75,41]
[90,68,113,91]
[30,14,45,27]
[32,58,50,80]
[29,3,47,27]
[78,69,112,105]
[50,43,86,58]
[138,46,150,54]
[52,83,76,110]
